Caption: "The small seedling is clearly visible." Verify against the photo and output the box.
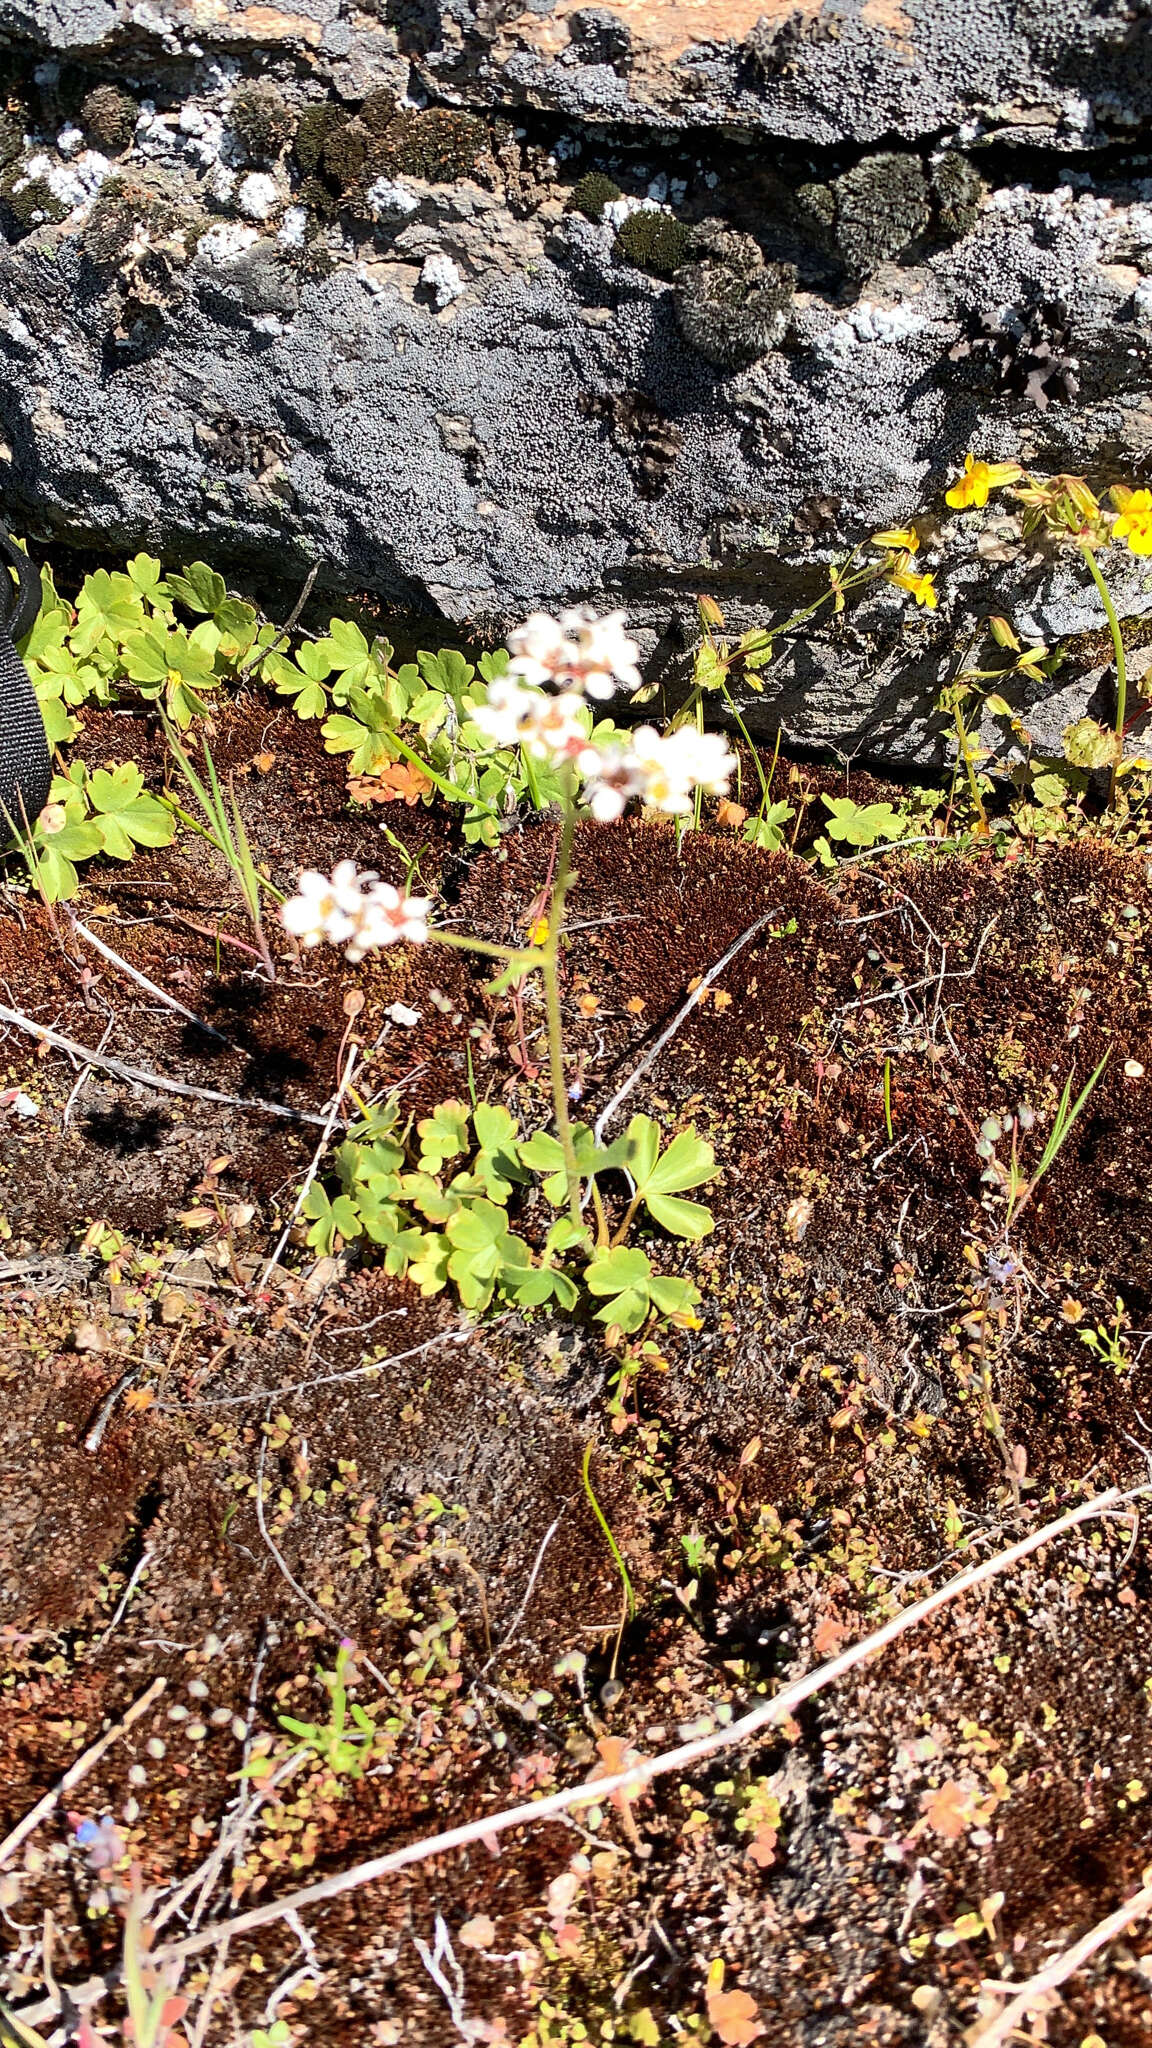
[162,720,279,980]
[265,1642,377,1780]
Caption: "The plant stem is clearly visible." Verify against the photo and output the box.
[433,930,535,966]
[541,787,583,1227]
[1077,540,1128,804]
[952,695,990,835]
[610,1188,643,1249]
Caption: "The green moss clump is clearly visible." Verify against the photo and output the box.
[673,224,795,370]
[376,108,487,184]
[296,173,339,223]
[81,178,181,265]
[358,88,398,136]
[293,235,335,280]
[930,150,984,240]
[0,165,69,229]
[567,170,622,221]
[614,207,691,279]
[293,102,346,174]
[230,83,293,163]
[80,84,137,154]
[794,178,836,238]
[832,153,930,275]
[319,118,374,193]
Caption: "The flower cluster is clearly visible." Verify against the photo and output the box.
[872,526,938,610]
[583,726,737,820]
[282,861,431,961]
[472,607,738,815]
[945,452,1023,511]
[283,610,739,965]
[507,606,642,700]
[470,676,589,761]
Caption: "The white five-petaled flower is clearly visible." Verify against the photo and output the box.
[507,606,642,701]
[282,861,432,963]
[470,676,589,762]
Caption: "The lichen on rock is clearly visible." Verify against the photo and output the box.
[673,223,796,370]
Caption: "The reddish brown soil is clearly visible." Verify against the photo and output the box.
[1,704,1151,2047]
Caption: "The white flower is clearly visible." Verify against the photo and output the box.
[506,606,642,701]
[650,726,738,804]
[281,863,431,961]
[505,613,572,690]
[348,880,432,962]
[579,725,737,819]
[578,743,646,821]
[471,676,588,762]
[281,861,363,948]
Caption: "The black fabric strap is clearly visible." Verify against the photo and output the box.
[0,524,52,829]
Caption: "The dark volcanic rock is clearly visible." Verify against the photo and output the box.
[0,0,1151,762]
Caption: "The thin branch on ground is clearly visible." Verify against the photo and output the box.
[255,1428,398,1699]
[593,909,778,1139]
[83,1364,143,1453]
[257,1046,358,1293]
[235,562,321,679]
[145,1483,1139,1968]
[69,916,234,1048]
[63,1015,114,1129]
[91,1548,155,1650]
[482,1505,567,1674]
[973,1878,1152,2045]
[156,1326,473,1412]
[0,1676,166,1867]
[835,915,999,1019]
[0,1001,337,1129]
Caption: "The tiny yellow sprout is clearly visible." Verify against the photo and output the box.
[945,452,1023,510]
[1111,485,1152,555]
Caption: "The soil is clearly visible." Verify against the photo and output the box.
[1,701,1151,2048]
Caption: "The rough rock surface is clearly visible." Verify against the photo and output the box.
[1,0,1152,761]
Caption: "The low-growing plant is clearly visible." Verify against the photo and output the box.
[941,458,1152,810]
[21,760,174,903]
[1078,1297,1132,1374]
[259,1640,377,1780]
[814,793,911,864]
[302,1095,712,1329]
[972,1053,1109,1238]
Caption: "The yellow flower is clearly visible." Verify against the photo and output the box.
[872,526,920,553]
[1112,486,1152,556]
[890,567,939,609]
[945,452,1023,510]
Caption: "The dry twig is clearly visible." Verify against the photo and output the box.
[973,1879,1152,2045]
[0,1676,166,1867]
[0,1000,336,1128]
[594,909,777,1139]
[69,915,233,1048]
[146,1483,1138,1967]
[258,1045,358,1292]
